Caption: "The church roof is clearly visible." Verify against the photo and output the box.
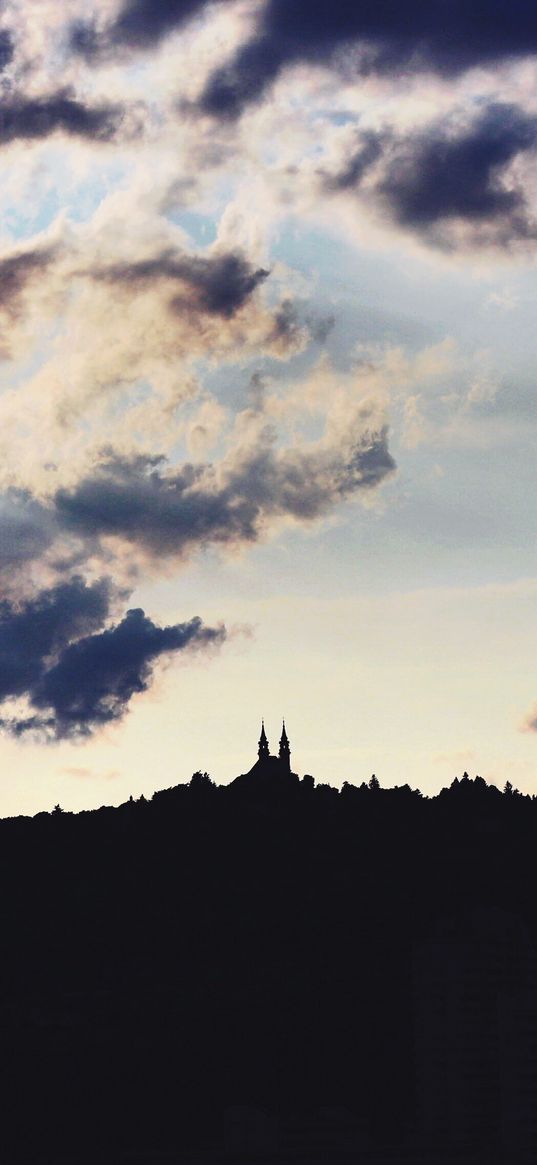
[230,753,298,792]
[230,722,297,792]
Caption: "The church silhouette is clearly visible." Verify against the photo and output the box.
[231,721,298,789]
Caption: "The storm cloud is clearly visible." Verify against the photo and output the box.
[111,0,211,46]
[95,249,270,318]
[198,0,537,118]
[0,401,395,742]
[323,104,537,247]
[0,577,112,704]
[54,425,396,560]
[0,91,124,145]
[323,131,386,194]
[0,30,14,72]
[8,609,226,740]
[72,0,537,86]
[0,578,226,740]
[378,104,537,235]
[0,490,56,573]
[72,0,214,57]
[0,246,57,320]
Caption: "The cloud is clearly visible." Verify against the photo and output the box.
[308,314,336,344]
[0,225,303,454]
[322,104,537,249]
[72,0,214,57]
[109,0,215,48]
[53,413,396,562]
[323,131,385,193]
[197,0,537,118]
[0,576,112,704]
[0,490,56,577]
[0,376,394,741]
[93,248,270,317]
[0,577,226,740]
[0,91,125,145]
[378,104,537,238]
[0,354,397,584]
[59,766,121,780]
[10,608,226,740]
[520,704,537,734]
[0,244,57,322]
[266,298,306,350]
[0,30,14,72]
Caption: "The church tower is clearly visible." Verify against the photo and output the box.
[231,721,296,787]
[279,721,291,772]
[258,720,270,760]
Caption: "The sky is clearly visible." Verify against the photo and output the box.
[1,0,537,812]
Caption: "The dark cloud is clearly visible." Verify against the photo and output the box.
[0,577,112,703]
[11,609,226,740]
[93,249,269,317]
[69,0,537,117]
[0,576,226,739]
[108,0,211,48]
[55,451,255,555]
[0,489,56,572]
[267,298,303,346]
[69,21,103,59]
[198,1,537,118]
[72,0,217,58]
[264,304,334,349]
[0,246,56,319]
[0,30,14,72]
[54,427,396,560]
[378,104,537,233]
[0,91,124,144]
[322,105,537,246]
[322,131,385,193]
[197,37,284,120]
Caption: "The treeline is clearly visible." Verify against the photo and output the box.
[34,766,535,826]
[33,767,532,812]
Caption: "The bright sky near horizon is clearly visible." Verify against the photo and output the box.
[1,0,537,813]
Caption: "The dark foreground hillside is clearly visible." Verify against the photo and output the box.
[0,769,535,1163]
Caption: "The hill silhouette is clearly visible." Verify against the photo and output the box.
[0,742,536,1163]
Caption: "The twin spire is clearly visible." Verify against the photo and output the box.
[258,720,269,758]
[258,720,291,771]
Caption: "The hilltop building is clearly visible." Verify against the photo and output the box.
[231,722,298,790]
